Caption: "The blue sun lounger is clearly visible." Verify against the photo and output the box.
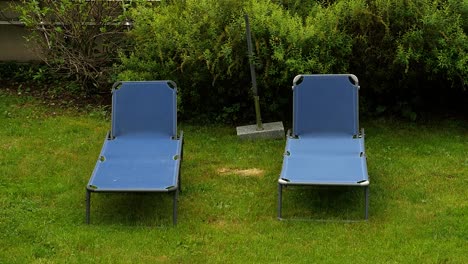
[278,74,369,220]
[86,81,183,225]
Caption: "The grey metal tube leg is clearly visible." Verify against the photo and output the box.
[173,189,179,226]
[86,190,91,224]
[364,186,369,220]
[278,183,283,220]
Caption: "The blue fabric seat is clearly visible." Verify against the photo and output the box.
[278,74,369,220]
[91,136,180,191]
[86,81,183,225]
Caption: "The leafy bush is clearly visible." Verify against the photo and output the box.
[120,0,467,121]
[119,0,352,121]
[9,0,466,120]
[333,0,468,118]
[119,0,468,121]
[15,0,134,94]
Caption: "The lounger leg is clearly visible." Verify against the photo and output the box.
[278,183,283,220]
[364,186,369,220]
[86,190,91,224]
[173,189,179,226]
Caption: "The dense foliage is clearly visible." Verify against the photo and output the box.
[340,0,468,118]
[15,0,133,94]
[119,0,467,121]
[9,0,467,120]
[119,0,351,121]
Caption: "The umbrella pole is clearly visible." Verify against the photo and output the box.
[245,14,263,131]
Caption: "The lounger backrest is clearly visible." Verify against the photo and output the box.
[111,81,177,137]
[292,74,359,136]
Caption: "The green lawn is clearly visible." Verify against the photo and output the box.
[0,91,466,263]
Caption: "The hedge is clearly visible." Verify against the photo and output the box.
[116,0,467,121]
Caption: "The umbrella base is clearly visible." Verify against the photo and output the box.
[236,121,284,140]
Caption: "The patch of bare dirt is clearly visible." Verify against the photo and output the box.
[217,167,264,177]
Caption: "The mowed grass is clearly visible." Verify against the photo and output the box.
[0,91,466,263]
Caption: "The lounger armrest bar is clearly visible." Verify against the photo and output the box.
[177,131,184,155]
[87,131,112,191]
[100,130,112,155]
[167,130,183,192]
[360,128,366,155]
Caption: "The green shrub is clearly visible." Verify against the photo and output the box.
[9,0,466,120]
[119,0,468,122]
[119,0,352,121]
[15,0,134,94]
[338,0,468,117]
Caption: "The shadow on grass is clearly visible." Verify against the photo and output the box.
[281,186,368,221]
[89,192,176,226]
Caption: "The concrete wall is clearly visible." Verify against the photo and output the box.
[0,0,40,61]
[0,0,158,62]
[0,25,40,61]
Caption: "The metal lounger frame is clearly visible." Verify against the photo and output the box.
[85,81,183,225]
[278,74,370,221]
